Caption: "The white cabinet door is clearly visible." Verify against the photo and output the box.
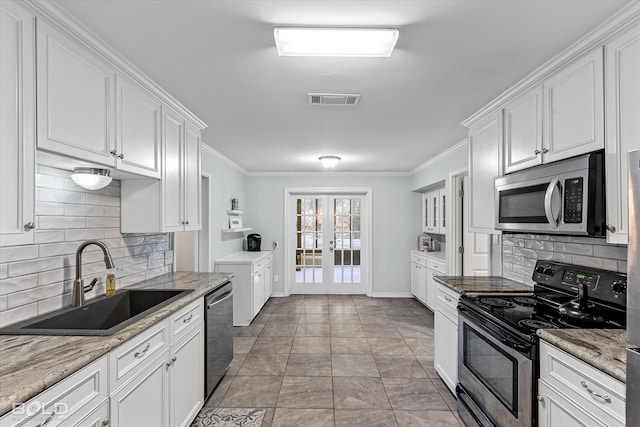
[265,260,273,300]
[162,108,185,232]
[438,188,447,234]
[417,264,426,304]
[116,75,161,178]
[184,123,202,231]
[538,380,613,427]
[434,307,457,392]
[543,48,604,164]
[0,1,35,246]
[110,350,170,427]
[253,267,265,316]
[468,111,502,234]
[36,19,116,166]
[170,327,204,427]
[605,25,640,244]
[425,268,436,311]
[422,193,431,233]
[410,260,419,298]
[503,86,543,174]
[431,192,440,233]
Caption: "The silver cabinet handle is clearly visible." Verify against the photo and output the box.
[444,296,452,303]
[134,343,150,358]
[36,405,62,426]
[166,356,177,368]
[534,149,541,155]
[183,314,193,323]
[542,148,549,153]
[25,222,36,230]
[580,381,611,403]
[606,224,617,233]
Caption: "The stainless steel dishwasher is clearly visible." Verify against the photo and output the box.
[204,280,233,399]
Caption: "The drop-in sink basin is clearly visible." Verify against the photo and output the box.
[0,289,193,336]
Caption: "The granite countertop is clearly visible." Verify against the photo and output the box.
[0,271,233,416]
[433,276,533,295]
[537,329,629,383]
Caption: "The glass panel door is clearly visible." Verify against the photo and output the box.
[292,195,364,294]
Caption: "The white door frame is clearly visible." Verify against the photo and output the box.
[283,187,373,297]
[447,168,467,275]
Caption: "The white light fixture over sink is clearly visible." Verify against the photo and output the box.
[319,156,341,170]
[71,168,112,190]
[274,27,399,57]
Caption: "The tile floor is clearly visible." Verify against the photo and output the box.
[201,295,463,426]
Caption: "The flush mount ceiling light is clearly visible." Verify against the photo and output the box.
[71,168,112,190]
[319,156,341,170]
[274,27,399,57]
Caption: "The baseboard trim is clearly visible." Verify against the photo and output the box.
[370,292,414,298]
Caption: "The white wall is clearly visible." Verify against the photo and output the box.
[201,145,247,260]
[244,173,417,296]
[411,141,468,192]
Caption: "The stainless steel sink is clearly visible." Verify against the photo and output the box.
[0,289,193,336]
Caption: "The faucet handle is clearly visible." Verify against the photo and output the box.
[84,277,99,293]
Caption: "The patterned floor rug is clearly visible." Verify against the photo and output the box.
[191,408,265,427]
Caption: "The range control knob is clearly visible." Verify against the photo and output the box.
[543,268,554,276]
[535,266,545,274]
[611,281,627,294]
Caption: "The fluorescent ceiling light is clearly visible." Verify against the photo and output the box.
[274,27,399,57]
[71,168,112,190]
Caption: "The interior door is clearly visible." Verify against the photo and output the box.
[463,176,489,276]
[291,195,364,294]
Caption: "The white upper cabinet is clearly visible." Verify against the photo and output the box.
[184,122,202,230]
[116,75,162,178]
[543,48,604,163]
[468,112,502,234]
[162,108,184,232]
[605,25,640,244]
[36,19,116,166]
[503,86,543,174]
[422,187,446,234]
[0,1,36,246]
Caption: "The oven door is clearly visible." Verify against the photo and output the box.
[457,309,533,427]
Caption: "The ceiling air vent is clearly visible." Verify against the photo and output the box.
[308,93,361,106]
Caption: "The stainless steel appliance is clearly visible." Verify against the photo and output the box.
[494,151,605,236]
[627,149,640,421]
[247,233,261,252]
[205,281,233,399]
[457,260,626,427]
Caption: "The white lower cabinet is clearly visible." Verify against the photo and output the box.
[410,253,427,306]
[169,327,204,427]
[434,282,459,394]
[538,341,625,427]
[0,355,109,427]
[215,251,273,326]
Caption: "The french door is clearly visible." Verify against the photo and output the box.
[290,195,365,294]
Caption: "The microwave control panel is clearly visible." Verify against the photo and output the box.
[563,177,583,224]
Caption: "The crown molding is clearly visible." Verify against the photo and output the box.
[246,171,412,177]
[411,139,468,174]
[462,1,640,128]
[201,143,247,173]
[23,0,207,130]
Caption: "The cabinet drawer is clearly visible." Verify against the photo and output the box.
[427,260,445,273]
[435,285,459,316]
[0,356,108,427]
[171,298,203,342]
[539,341,625,425]
[109,319,169,392]
[411,255,427,267]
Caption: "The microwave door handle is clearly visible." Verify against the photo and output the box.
[544,178,561,227]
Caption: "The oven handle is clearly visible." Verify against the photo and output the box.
[500,337,531,352]
[544,178,561,227]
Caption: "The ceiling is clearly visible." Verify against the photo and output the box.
[54,0,632,173]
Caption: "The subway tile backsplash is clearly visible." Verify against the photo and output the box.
[502,234,627,286]
[0,165,173,328]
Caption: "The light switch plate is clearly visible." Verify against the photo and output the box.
[164,250,174,265]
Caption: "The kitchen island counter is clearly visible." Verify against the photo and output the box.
[537,328,629,383]
[0,272,232,416]
[434,275,533,295]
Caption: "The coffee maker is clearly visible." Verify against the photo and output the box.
[247,234,261,251]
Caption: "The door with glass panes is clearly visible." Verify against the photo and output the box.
[291,195,364,294]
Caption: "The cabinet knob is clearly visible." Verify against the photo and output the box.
[24,222,36,230]
[102,420,110,426]
[117,153,124,160]
[605,224,616,233]
[541,148,549,154]
[534,149,541,155]
[537,395,545,403]
[110,150,118,156]
[185,220,189,225]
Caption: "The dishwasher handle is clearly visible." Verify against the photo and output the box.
[207,291,232,309]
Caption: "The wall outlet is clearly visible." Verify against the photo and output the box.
[273,275,279,282]
[164,250,174,265]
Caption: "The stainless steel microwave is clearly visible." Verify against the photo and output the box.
[494,151,605,236]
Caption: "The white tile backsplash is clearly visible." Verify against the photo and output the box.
[0,166,173,328]
[502,234,627,285]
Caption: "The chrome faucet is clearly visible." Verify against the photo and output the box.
[72,240,115,306]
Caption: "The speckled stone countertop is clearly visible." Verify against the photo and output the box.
[0,272,233,416]
[433,276,533,295]
[537,329,629,383]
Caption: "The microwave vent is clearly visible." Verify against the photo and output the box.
[308,93,361,106]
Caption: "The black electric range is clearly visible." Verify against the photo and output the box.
[456,260,626,427]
